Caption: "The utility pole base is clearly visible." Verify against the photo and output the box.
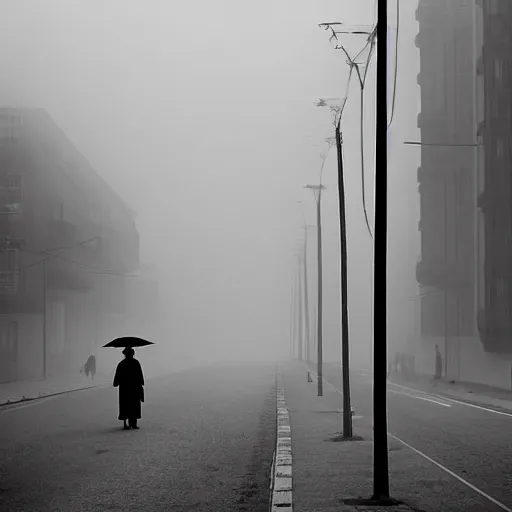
[329,433,364,443]
[344,497,402,507]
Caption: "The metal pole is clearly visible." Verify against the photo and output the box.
[317,190,323,396]
[42,258,47,380]
[303,227,311,363]
[336,123,353,438]
[292,267,299,359]
[297,255,304,361]
[290,275,295,358]
[372,0,390,501]
[444,181,448,380]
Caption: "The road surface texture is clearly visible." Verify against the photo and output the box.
[0,362,276,512]
[316,362,512,512]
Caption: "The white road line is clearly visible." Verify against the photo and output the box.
[385,381,512,418]
[388,433,512,512]
[387,388,452,407]
[307,368,451,408]
[355,370,512,418]
[311,366,512,510]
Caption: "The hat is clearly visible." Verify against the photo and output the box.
[122,347,135,356]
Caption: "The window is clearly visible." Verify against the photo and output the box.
[3,175,21,214]
[0,247,20,293]
[0,175,22,214]
[0,248,20,272]
[0,113,22,144]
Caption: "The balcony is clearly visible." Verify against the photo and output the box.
[0,270,19,294]
[0,174,22,215]
[0,245,20,294]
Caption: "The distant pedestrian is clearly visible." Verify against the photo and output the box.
[113,347,145,430]
[434,344,442,380]
[81,355,96,380]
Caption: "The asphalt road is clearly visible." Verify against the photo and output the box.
[0,362,277,512]
[319,363,512,511]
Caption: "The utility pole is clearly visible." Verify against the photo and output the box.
[314,101,353,436]
[290,272,296,359]
[42,257,48,379]
[305,184,325,396]
[335,122,353,438]
[372,0,394,504]
[297,255,304,361]
[302,225,313,363]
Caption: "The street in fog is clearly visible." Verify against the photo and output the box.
[316,363,512,511]
[0,363,276,512]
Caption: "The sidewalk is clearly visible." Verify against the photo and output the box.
[281,361,490,512]
[0,372,111,406]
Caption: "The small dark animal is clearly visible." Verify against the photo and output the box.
[81,355,96,380]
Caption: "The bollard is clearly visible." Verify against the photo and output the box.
[307,371,313,383]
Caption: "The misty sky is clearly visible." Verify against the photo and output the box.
[0,0,420,364]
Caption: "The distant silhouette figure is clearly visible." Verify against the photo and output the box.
[434,344,443,380]
[113,347,145,430]
[81,355,96,380]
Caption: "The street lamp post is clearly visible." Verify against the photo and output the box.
[302,224,315,363]
[372,0,394,504]
[335,122,353,439]
[296,253,304,361]
[290,269,296,359]
[315,98,353,438]
[305,184,325,396]
[42,257,48,379]
[24,236,102,380]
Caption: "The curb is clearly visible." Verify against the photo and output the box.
[0,368,191,409]
[0,382,110,408]
[270,368,292,512]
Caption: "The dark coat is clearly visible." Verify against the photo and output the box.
[113,358,145,421]
[435,351,443,379]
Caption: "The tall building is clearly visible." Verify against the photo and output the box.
[0,108,140,383]
[477,0,512,357]
[412,0,512,389]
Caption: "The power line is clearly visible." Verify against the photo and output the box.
[387,0,400,128]
[44,237,100,253]
[318,21,376,239]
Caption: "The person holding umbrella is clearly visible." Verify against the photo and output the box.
[106,337,153,430]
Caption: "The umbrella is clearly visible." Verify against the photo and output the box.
[103,336,154,348]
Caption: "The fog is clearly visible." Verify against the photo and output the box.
[0,0,420,371]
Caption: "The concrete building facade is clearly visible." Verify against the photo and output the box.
[0,108,140,383]
[410,0,512,389]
